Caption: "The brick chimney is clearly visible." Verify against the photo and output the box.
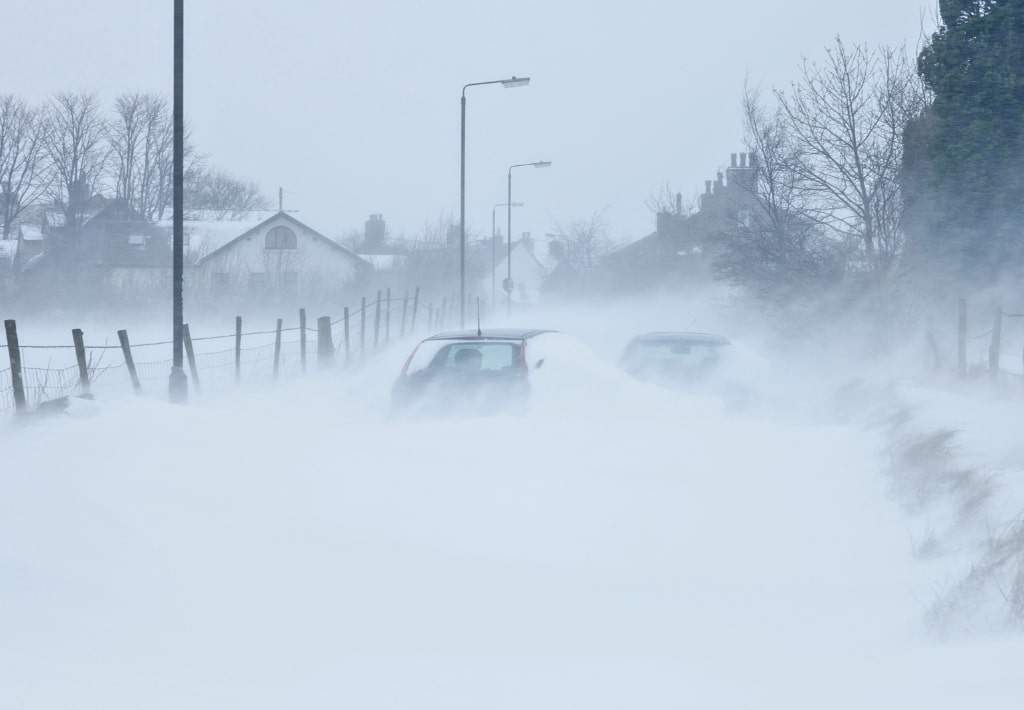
[363,213,386,251]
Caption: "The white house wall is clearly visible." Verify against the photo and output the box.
[479,243,549,306]
[198,216,363,300]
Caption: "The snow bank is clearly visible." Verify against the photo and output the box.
[2,308,1024,708]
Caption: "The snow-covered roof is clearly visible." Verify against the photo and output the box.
[158,211,276,257]
[358,253,406,271]
[20,224,43,241]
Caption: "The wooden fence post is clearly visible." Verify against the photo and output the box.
[183,323,201,392]
[401,291,409,337]
[957,298,967,377]
[989,306,1003,380]
[235,316,242,384]
[385,287,392,345]
[317,316,334,368]
[71,328,91,398]
[299,307,307,373]
[4,320,26,413]
[374,289,382,350]
[273,318,283,379]
[117,329,142,394]
[360,296,367,359]
[343,306,351,366]
[411,287,420,332]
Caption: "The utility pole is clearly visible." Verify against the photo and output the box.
[168,0,188,402]
[459,92,466,329]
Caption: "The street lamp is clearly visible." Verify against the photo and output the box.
[492,201,524,307]
[505,161,551,315]
[460,75,530,327]
[169,0,187,402]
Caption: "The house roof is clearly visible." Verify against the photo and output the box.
[160,210,277,257]
[358,253,406,271]
[20,224,43,241]
[198,211,369,267]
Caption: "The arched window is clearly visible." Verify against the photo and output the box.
[265,225,297,250]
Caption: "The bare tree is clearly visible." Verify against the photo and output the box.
[0,96,48,239]
[715,87,845,300]
[109,93,180,221]
[185,166,268,218]
[109,93,143,207]
[644,182,690,216]
[44,92,109,232]
[556,214,610,272]
[776,38,926,269]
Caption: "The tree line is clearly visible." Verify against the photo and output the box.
[714,38,928,302]
[717,1,1024,303]
[0,91,268,239]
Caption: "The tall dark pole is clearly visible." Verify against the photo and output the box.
[459,93,467,329]
[169,0,188,402]
[506,169,513,316]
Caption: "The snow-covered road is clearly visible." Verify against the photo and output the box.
[2,325,1023,708]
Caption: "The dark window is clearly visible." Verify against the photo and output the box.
[249,272,268,292]
[265,225,297,250]
[431,342,521,372]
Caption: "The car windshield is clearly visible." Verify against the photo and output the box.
[626,338,727,367]
[405,340,522,375]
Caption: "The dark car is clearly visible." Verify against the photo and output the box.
[620,332,732,385]
[391,329,553,414]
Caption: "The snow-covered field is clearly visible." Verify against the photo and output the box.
[3,300,1024,708]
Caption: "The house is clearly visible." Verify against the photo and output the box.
[195,210,371,307]
[477,234,551,307]
[0,237,16,298]
[19,198,173,302]
[602,151,758,292]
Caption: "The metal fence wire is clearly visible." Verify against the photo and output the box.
[0,288,472,417]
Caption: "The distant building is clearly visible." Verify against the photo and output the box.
[18,198,173,301]
[195,210,371,307]
[602,151,758,292]
[355,214,410,273]
[478,233,551,307]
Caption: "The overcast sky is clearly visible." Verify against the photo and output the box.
[4,0,931,244]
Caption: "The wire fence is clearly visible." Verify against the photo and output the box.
[1,285,495,418]
[954,298,1024,384]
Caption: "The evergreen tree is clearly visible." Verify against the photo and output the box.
[904,0,1024,281]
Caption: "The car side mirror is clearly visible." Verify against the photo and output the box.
[535,358,545,369]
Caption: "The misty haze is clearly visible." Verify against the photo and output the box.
[3,1,1024,708]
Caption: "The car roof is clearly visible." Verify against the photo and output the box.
[631,331,731,345]
[425,328,554,342]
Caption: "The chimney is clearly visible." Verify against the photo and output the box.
[704,180,713,196]
[656,210,670,236]
[714,172,724,193]
[364,213,386,251]
[675,192,682,215]
[730,153,738,169]
[740,152,748,168]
